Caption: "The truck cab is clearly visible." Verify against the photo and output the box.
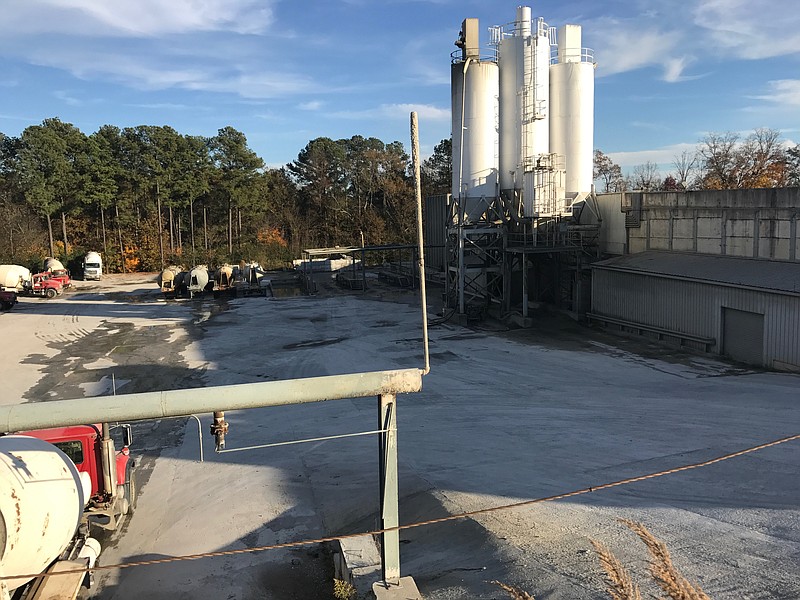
[28,272,63,298]
[23,423,136,529]
[83,252,103,281]
[46,268,72,290]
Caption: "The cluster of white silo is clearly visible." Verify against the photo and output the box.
[451,6,595,221]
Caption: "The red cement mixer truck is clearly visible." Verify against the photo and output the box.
[0,423,136,599]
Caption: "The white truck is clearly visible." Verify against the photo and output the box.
[82,252,102,281]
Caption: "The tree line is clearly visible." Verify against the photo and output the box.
[594,128,800,193]
[7,118,795,275]
[0,119,453,274]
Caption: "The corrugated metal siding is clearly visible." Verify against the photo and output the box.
[592,268,800,370]
[424,194,448,272]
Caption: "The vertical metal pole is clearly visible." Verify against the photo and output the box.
[410,112,430,374]
[362,247,367,292]
[378,393,400,585]
[458,229,465,314]
[522,255,529,318]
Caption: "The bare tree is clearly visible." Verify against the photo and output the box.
[788,145,800,187]
[629,161,661,191]
[697,131,740,189]
[672,150,698,189]
[740,127,787,188]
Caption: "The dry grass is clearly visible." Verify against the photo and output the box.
[590,539,642,600]
[620,519,711,600]
[490,580,536,599]
[332,578,357,600]
[590,520,712,600]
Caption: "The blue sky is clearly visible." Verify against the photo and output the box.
[0,0,798,174]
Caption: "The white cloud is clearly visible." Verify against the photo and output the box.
[21,45,315,98]
[607,142,697,169]
[692,0,800,59]
[402,35,452,86]
[125,103,198,110]
[752,80,800,107]
[331,103,449,121]
[630,121,668,131]
[53,90,83,106]
[591,18,683,79]
[661,56,707,83]
[1,0,275,37]
[0,113,36,122]
[298,101,324,111]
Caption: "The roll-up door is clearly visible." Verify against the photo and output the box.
[722,307,764,366]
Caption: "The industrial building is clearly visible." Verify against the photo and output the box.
[434,7,800,372]
[589,189,800,372]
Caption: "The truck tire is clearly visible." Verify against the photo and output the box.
[46,288,57,299]
[123,468,137,514]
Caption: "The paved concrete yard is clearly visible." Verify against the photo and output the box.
[1,273,798,599]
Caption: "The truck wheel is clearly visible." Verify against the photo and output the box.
[46,288,57,299]
[124,470,137,514]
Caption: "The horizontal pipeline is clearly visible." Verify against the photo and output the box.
[0,368,423,433]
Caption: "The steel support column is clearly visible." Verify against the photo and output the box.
[378,393,400,585]
[522,255,529,318]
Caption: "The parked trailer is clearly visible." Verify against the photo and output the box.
[214,264,234,290]
[158,266,182,297]
[186,265,211,298]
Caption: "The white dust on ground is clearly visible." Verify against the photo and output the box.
[3,273,799,599]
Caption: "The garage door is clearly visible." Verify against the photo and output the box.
[722,307,764,366]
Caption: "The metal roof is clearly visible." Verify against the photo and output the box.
[592,251,800,295]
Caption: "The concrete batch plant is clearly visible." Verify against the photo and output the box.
[421,6,800,372]
[441,6,601,320]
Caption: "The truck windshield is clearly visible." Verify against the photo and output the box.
[85,263,101,268]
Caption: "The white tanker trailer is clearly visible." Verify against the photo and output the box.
[0,435,100,598]
[0,264,31,291]
[186,265,210,298]
[158,265,182,297]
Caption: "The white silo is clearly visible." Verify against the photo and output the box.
[451,18,499,223]
[549,24,595,204]
[498,7,551,216]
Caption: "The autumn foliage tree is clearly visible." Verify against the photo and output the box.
[593,150,625,192]
[697,128,787,189]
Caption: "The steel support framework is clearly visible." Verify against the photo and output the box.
[445,194,506,316]
[445,189,602,319]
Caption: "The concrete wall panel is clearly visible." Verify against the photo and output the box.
[597,189,800,262]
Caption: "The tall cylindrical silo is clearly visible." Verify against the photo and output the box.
[549,24,595,200]
[452,58,499,223]
[498,7,528,195]
[498,7,551,215]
